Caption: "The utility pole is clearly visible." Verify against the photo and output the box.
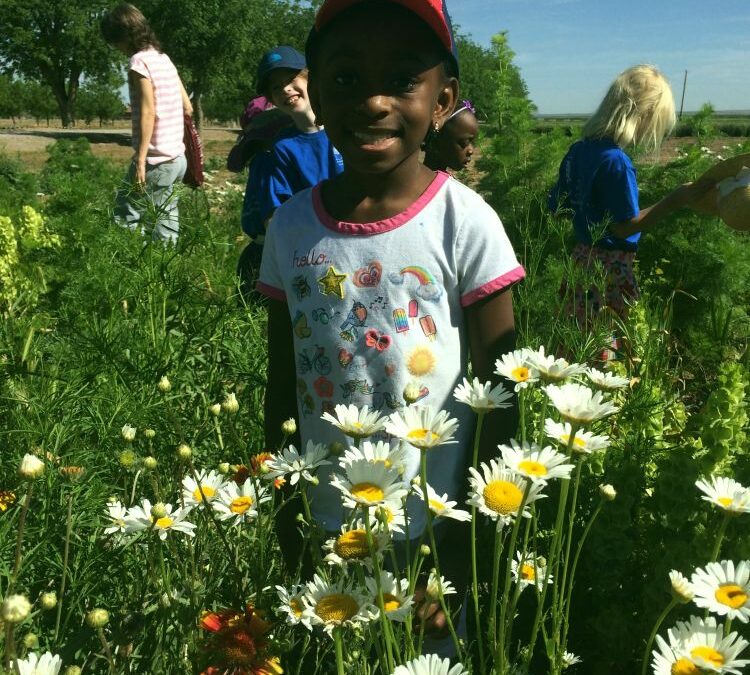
[679,70,688,120]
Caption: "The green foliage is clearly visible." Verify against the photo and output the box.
[0,74,25,121]
[76,80,126,126]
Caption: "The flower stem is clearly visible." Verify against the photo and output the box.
[54,492,74,641]
[299,485,321,569]
[640,599,677,675]
[10,483,33,591]
[489,524,504,660]
[710,512,730,563]
[98,627,117,674]
[364,512,396,671]
[470,412,487,673]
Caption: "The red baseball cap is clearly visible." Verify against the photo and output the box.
[308,0,459,75]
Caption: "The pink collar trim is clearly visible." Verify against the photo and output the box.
[312,171,450,235]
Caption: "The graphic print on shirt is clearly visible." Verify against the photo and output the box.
[389,266,444,303]
[312,307,339,324]
[352,261,383,288]
[292,275,311,301]
[293,311,312,339]
[339,301,368,341]
[298,345,332,376]
[317,266,347,298]
[406,344,437,377]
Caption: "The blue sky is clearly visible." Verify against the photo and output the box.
[450,0,750,114]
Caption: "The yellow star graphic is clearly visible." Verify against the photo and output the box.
[317,266,347,299]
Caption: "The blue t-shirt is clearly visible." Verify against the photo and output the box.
[241,152,274,237]
[549,137,640,251]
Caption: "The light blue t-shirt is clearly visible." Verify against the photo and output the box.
[549,137,641,251]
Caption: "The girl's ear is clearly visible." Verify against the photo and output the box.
[433,76,459,128]
[308,70,323,124]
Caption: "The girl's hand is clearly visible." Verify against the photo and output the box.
[412,585,450,638]
[134,159,147,188]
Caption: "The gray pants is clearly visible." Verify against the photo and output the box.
[114,155,187,243]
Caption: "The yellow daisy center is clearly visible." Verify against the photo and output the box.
[428,499,446,513]
[671,658,698,675]
[373,458,393,469]
[382,593,401,613]
[690,646,724,668]
[718,496,733,507]
[518,460,548,477]
[290,598,304,617]
[511,366,530,382]
[351,482,385,503]
[230,496,253,514]
[407,428,439,444]
[315,594,359,623]
[192,486,216,502]
[155,516,173,529]
[521,563,536,581]
[560,434,586,449]
[352,421,364,429]
[483,480,524,515]
[334,529,370,560]
[715,584,748,609]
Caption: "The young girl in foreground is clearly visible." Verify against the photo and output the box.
[257,0,524,635]
[549,65,712,327]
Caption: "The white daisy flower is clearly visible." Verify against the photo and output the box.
[691,560,750,623]
[669,570,695,603]
[467,459,546,528]
[561,651,582,669]
[182,470,226,509]
[585,367,630,392]
[695,475,750,515]
[330,459,408,510]
[544,420,610,455]
[426,569,457,600]
[370,501,407,535]
[544,383,618,426]
[453,377,514,412]
[264,441,330,486]
[14,652,62,675]
[494,349,539,391]
[391,654,469,675]
[511,552,552,591]
[413,482,471,522]
[276,584,311,629]
[385,405,459,450]
[526,346,586,383]
[322,521,389,569]
[301,574,377,636]
[365,571,414,622]
[321,403,386,439]
[104,500,128,536]
[339,440,410,475]
[499,439,575,484]
[213,479,270,523]
[123,499,195,540]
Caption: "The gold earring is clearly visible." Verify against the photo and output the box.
[433,121,440,132]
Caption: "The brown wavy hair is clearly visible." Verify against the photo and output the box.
[101,3,161,54]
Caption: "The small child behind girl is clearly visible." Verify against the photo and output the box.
[549,64,713,328]
[257,0,524,636]
[424,99,479,172]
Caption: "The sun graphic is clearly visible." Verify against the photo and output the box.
[407,345,436,377]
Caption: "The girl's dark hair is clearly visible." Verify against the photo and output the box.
[101,3,160,54]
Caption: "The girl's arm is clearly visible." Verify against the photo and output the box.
[179,81,193,117]
[133,72,155,186]
[610,178,715,239]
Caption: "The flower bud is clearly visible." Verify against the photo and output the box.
[60,466,85,482]
[403,381,423,405]
[22,632,39,649]
[157,376,171,393]
[329,442,345,457]
[121,424,136,442]
[281,418,297,436]
[308,476,320,486]
[143,456,158,470]
[176,444,192,461]
[218,462,231,475]
[19,453,45,480]
[1,594,31,623]
[669,570,695,604]
[39,591,58,610]
[419,544,431,557]
[64,667,83,675]
[295,513,306,523]
[118,450,136,469]
[159,592,171,609]
[86,608,110,628]
[143,428,156,440]
[209,403,221,417]
[150,502,167,520]
[599,484,617,502]
[221,392,239,414]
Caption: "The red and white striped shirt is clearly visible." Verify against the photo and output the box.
[129,48,185,164]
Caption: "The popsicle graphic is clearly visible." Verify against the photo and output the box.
[393,308,409,333]
[420,315,437,341]
[408,298,419,323]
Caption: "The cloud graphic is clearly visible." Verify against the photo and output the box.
[388,272,404,285]
[416,283,443,302]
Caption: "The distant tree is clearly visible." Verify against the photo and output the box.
[0,75,24,124]
[140,0,314,128]
[77,76,126,127]
[455,35,498,124]
[21,81,59,126]
[0,0,115,127]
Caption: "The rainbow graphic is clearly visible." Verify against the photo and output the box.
[400,266,436,285]
[393,308,409,333]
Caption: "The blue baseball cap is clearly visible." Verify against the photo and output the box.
[256,46,307,93]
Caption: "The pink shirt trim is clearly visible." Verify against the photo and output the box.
[460,265,526,307]
[312,171,451,235]
[256,281,286,302]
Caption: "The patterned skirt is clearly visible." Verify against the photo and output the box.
[561,243,640,326]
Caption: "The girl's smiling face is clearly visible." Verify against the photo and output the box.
[267,68,311,115]
[309,3,457,176]
[431,111,479,171]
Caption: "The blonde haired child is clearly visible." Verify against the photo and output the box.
[550,64,713,328]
